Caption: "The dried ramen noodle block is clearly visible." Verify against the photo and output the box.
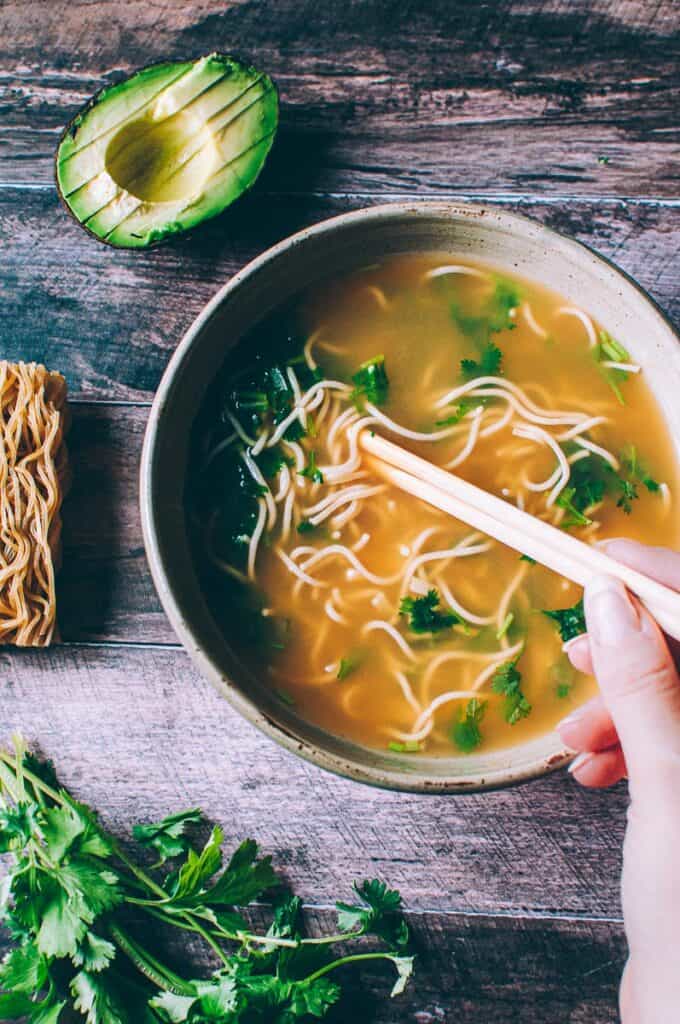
[0,362,69,646]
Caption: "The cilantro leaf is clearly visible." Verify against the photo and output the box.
[594,330,631,404]
[132,809,202,865]
[451,698,486,753]
[399,588,461,633]
[351,356,389,407]
[298,450,324,484]
[544,597,586,643]
[337,655,361,681]
[201,838,278,907]
[289,976,341,1017]
[389,955,415,997]
[460,342,502,379]
[336,879,409,949]
[37,864,121,959]
[169,826,223,900]
[72,931,117,973]
[556,486,593,529]
[0,942,48,993]
[491,660,532,724]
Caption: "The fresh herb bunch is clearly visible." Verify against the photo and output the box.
[0,740,414,1023]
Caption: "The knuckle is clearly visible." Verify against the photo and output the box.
[613,661,680,704]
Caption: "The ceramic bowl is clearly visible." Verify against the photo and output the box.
[141,201,680,793]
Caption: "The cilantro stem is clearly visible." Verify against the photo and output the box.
[303,951,402,984]
[108,922,196,997]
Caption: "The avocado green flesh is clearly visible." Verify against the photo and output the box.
[56,54,278,248]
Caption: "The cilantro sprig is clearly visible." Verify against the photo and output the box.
[0,739,414,1023]
[399,588,461,634]
[451,698,486,754]
[544,597,587,643]
[491,660,531,725]
[351,356,389,408]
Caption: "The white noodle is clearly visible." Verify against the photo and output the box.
[522,302,549,339]
[399,690,484,743]
[660,482,671,512]
[364,401,467,443]
[351,532,371,553]
[227,411,255,446]
[394,670,423,715]
[362,620,417,661]
[304,483,386,521]
[602,361,641,374]
[303,329,322,371]
[301,544,402,586]
[286,366,307,431]
[242,450,277,528]
[422,265,490,282]
[247,499,267,580]
[557,416,609,441]
[496,563,528,649]
[266,380,350,447]
[512,424,570,505]
[330,500,361,530]
[573,436,619,470]
[202,432,237,469]
[436,577,496,626]
[276,547,329,587]
[444,407,483,469]
[279,487,297,543]
[273,464,292,503]
[324,598,349,625]
[364,284,391,310]
[479,403,513,438]
[555,306,598,347]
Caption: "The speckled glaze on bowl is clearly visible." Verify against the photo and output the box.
[140,202,680,793]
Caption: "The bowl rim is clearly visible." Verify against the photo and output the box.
[140,198,679,794]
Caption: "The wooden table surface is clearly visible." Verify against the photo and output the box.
[2,1,679,1020]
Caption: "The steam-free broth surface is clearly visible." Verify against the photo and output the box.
[190,254,679,756]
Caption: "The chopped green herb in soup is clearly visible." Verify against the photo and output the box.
[188,255,679,755]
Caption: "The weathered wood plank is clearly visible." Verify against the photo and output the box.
[0,644,627,919]
[58,403,165,644]
[2,189,679,401]
[0,0,678,196]
[0,907,625,1023]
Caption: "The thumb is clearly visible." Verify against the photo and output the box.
[585,575,680,805]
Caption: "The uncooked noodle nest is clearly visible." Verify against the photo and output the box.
[0,362,69,646]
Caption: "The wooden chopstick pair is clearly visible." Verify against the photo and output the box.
[360,430,680,642]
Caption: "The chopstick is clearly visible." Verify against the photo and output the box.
[360,429,680,642]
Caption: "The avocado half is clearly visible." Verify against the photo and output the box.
[56,54,278,248]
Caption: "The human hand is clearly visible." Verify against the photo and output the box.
[556,539,680,1024]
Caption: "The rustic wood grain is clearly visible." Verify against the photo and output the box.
[1,0,678,197]
[0,907,625,1023]
[0,644,627,920]
[58,403,164,643]
[1,189,679,401]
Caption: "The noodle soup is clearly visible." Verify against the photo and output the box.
[188,255,679,756]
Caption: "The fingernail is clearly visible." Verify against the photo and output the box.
[562,635,586,654]
[557,706,588,731]
[585,575,641,647]
[568,751,596,775]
